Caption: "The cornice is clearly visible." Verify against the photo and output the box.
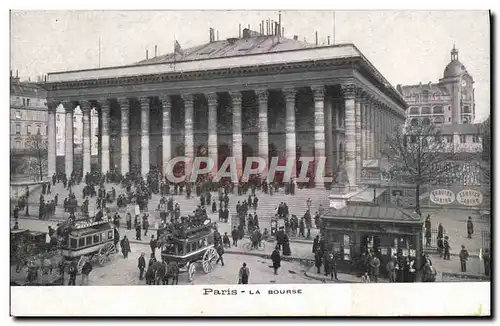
[45,58,358,92]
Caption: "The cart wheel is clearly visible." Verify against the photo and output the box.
[188,263,196,282]
[202,247,218,273]
[77,256,87,274]
[98,243,116,266]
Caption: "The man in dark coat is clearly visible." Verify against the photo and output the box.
[215,243,225,266]
[149,235,157,255]
[443,236,451,260]
[312,235,320,253]
[271,247,281,275]
[231,227,239,247]
[276,227,286,251]
[467,216,474,239]
[483,248,491,277]
[314,248,322,274]
[121,236,131,258]
[459,245,469,272]
[135,223,142,241]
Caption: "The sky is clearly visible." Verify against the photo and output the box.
[10,10,490,122]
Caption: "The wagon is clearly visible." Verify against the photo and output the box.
[158,217,219,282]
[58,217,117,273]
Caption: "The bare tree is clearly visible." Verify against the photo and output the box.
[381,119,461,214]
[24,133,48,182]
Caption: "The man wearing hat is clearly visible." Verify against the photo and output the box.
[443,236,451,260]
[275,226,286,251]
[459,245,469,272]
[138,252,146,280]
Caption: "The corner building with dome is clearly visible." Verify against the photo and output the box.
[397,46,475,126]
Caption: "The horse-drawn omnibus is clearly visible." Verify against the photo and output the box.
[155,217,219,284]
[57,216,118,273]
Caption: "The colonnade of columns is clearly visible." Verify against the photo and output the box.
[47,84,404,188]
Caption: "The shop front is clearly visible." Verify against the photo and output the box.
[320,202,424,277]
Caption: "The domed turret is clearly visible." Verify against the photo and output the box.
[443,45,468,78]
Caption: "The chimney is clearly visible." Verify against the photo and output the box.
[271,20,274,35]
[10,70,12,77]
[293,35,298,41]
[146,49,148,60]
[274,22,278,36]
[304,37,306,42]
[239,24,241,38]
[259,23,262,34]
[16,70,18,77]
[248,24,250,30]
[217,30,219,41]
[327,36,331,45]
[154,45,157,57]
[266,20,269,35]
[282,27,284,37]
[262,20,264,34]
[278,11,282,36]
[315,31,318,45]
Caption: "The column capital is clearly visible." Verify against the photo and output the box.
[47,101,60,113]
[118,97,130,108]
[63,101,75,113]
[229,91,242,105]
[282,87,296,102]
[97,99,111,112]
[341,84,357,99]
[181,94,194,106]
[159,95,171,107]
[255,89,269,103]
[80,101,92,114]
[311,85,325,101]
[205,92,217,105]
[139,96,150,106]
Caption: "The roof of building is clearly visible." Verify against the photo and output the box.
[322,202,422,223]
[443,60,468,78]
[135,33,317,65]
[10,77,47,98]
[440,123,481,135]
[398,83,450,97]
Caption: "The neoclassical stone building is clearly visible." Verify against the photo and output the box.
[43,29,407,188]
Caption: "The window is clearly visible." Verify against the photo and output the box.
[73,116,76,122]
[434,117,443,125]
[414,95,419,102]
[422,91,429,102]
[27,125,32,135]
[26,99,30,107]
[70,238,78,248]
[460,135,466,143]
[448,117,451,122]
[433,106,443,114]
[462,106,471,113]
[409,107,419,115]
[421,107,431,115]
[93,234,100,244]
[57,115,60,122]
[78,238,85,247]
[22,98,26,107]
[108,230,113,239]
[410,118,418,127]
[446,136,453,143]
[15,140,21,148]
[36,125,41,135]
[462,117,470,124]
[73,127,77,135]
[15,124,20,135]
[473,135,480,143]
[15,110,21,119]
[423,117,431,125]
[46,126,48,135]
[434,92,441,100]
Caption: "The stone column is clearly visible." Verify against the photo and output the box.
[378,104,383,157]
[100,100,110,174]
[283,87,296,178]
[361,97,368,161]
[64,102,74,178]
[81,102,92,176]
[312,85,326,188]
[140,96,150,176]
[47,103,57,177]
[119,98,130,175]
[369,99,375,160]
[355,92,362,184]
[231,91,243,181]
[256,89,269,169]
[160,95,172,175]
[325,95,334,176]
[182,94,194,175]
[206,93,218,173]
[341,84,357,188]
